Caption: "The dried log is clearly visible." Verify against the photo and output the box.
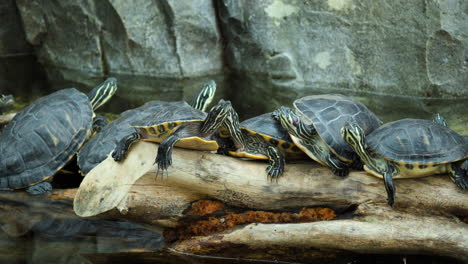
[74,142,468,260]
[75,142,468,216]
[172,211,468,259]
[0,113,15,125]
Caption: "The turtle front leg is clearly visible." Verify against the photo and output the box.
[349,153,363,170]
[327,155,350,177]
[92,115,108,133]
[315,149,350,177]
[112,128,141,161]
[450,160,468,189]
[155,134,180,178]
[26,182,52,195]
[265,145,285,182]
[298,139,350,177]
[383,171,396,207]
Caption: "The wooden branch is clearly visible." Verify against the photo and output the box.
[75,142,468,217]
[0,113,15,126]
[172,211,468,259]
[74,142,468,260]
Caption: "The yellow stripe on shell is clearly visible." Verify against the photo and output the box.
[364,163,449,179]
[134,121,184,140]
[228,151,268,160]
[176,137,219,151]
[241,128,302,154]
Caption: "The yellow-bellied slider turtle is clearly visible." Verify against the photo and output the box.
[78,80,216,174]
[0,78,117,194]
[220,110,306,181]
[342,118,468,206]
[273,94,382,176]
[112,98,233,175]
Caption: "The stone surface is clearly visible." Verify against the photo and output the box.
[217,0,468,119]
[0,0,45,96]
[15,0,223,81]
[11,0,468,125]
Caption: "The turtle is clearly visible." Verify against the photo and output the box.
[272,94,382,176]
[112,98,234,176]
[341,118,468,206]
[77,80,217,175]
[218,109,306,181]
[0,78,117,194]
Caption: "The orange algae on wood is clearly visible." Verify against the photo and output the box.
[165,207,335,242]
[187,200,225,216]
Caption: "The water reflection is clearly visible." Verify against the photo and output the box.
[0,191,163,264]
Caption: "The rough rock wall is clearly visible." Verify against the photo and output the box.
[217,0,468,116]
[15,0,223,78]
[9,0,468,117]
[0,0,45,96]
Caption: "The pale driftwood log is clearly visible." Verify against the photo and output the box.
[0,113,15,126]
[74,142,468,259]
[75,142,468,216]
[173,210,468,259]
[113,178,206,228]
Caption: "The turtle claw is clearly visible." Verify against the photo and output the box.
[155,157,170,180]
[387,195,395,207]
[454,176,468,190]
[451,161,468,190]
[26,182,52,195]
[112,131,140,162]
[266,165,281,183]
[155,146,173,180]
[111,146,126,162]
[331,167,349,177]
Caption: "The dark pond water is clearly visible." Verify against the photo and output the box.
[0,74,467,264]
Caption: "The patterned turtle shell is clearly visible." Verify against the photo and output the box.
[77,100,163,175]
[0,89,93,190]
[129,100,219,151]
[294,94,382,161]
[239,113,303,157]
[366,119,467,164]
[131,100,203,135]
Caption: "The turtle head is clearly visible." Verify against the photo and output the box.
[88,77,118,110]
[341,121,366,151]
[272,106,306,139]
[190,80,216,112]
[432,113,448,127]
[200,99,232,136]
[222,103,245,148]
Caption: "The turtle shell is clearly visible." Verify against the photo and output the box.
[294,94,382,161]
[133,101,218,150]
[77,100,165,175]
[239,113,303,157]
[133,101,206,127]
[78,100,207,174]
[367,119,467,164]
[241,113,291,142]
[0,89,92,190]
